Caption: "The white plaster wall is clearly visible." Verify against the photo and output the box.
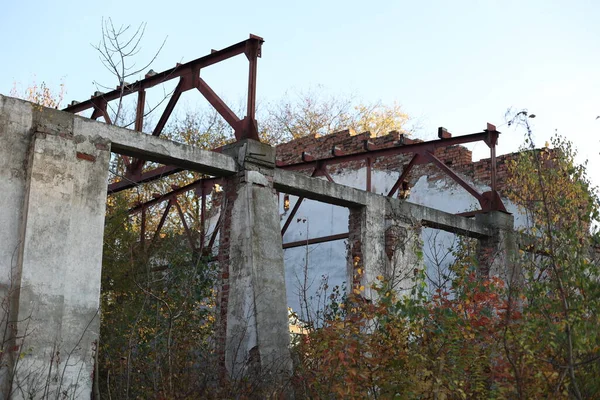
[279,167,526,318]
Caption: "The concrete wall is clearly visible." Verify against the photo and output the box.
[0,96,111,398]
[0,94,519,397]
[279,167,522,316]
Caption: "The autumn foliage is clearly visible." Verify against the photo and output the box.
[293,132,600,399]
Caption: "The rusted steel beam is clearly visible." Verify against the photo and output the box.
[366,157,372,192]
[151,200,173,247]
[481,190,508,213]
[196,78,241,129]
[425,151,485,204]
[152,77,187,137]
[90,100,113,125]
[128,177,219,214]
[480,124,501,194]
[135,89,146,132]
[278,130,497,171]
[108,165,184,193]
[127,78,186,175]
[282,232,349,249]
[174,199,196,252]
[243,37,261,141]
[313,162,334,183]
[387,153,420,197]
[281,196,304,236]
[63,35,263,114]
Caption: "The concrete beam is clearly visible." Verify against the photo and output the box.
[274,168,492,238]
[0,95,238,178]
[393,201,494,239]
[74,118,238,177]
[274,169,368,207]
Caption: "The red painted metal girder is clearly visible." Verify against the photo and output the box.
[278,130,498,171]
[313,162,334,183]
[425,151,485,205]
[197,78,241,129]
[128,177,220,214]
[174,199,196,252]
[127,75,188,175]
[387,153,420,197]
[90,100,112,124]
[63,35,264,114]
[151,199,173,248]
[108,165,184,193]
[282,232,349,249]
[281,196,304,235]
[135,89,146,132]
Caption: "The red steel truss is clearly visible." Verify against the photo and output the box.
[123,124,506,255]
[62,34,506,253]
[64,34,264,181]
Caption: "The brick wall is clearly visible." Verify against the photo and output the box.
[215,173,239,375]
[275,130,522,193]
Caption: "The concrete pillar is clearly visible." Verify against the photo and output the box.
[216,140,293,387]
[0,96,110,398]
[348,196,421,300]
[475,211,520,286]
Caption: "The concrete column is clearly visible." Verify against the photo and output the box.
[348,196,421,300]
[475,211,520,286]
[217,140,293,387]
[0,96,110,399]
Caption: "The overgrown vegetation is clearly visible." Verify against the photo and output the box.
[10,79,600,399]
[291,124,600,399]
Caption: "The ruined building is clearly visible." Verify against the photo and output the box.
[0,35,520,398]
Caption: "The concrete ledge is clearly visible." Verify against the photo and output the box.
[76,117,238,176]
[274,168,493,238]
[393,201,493,238]
[0,95,238,177]
[274,169,368,207]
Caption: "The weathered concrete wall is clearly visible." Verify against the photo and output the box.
[0,95,111,398]
[277,167,519,315]
[0,96,34,395]
[476,211,519,284]
[348,195,424,301]
[0,94,520,398]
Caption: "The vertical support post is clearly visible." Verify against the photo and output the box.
[242,36,262,141]
[366,157,372,192]
[200,187,206,251]
[475,211,520,286]
[135,89,146,132]
[141,204,146,251]
[348,196,423,300]
[217,139,292,390]
[347,199,386,300]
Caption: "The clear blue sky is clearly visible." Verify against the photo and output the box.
[2,0,599,184]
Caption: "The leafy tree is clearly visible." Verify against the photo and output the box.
[293,126,600,399]
[10,80,64,109]
[261,86,410,143]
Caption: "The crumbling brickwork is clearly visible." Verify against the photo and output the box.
[275,129,521,193]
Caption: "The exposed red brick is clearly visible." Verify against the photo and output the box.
[76,152,96,162]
